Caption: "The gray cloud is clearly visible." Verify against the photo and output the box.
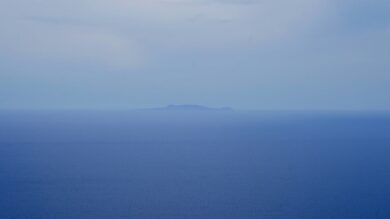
[0,0,389,109]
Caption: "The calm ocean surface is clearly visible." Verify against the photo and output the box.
[1,111,390,219]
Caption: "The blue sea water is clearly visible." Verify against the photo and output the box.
[0,111,390,219]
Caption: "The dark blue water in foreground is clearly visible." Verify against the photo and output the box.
[1,111,390,219]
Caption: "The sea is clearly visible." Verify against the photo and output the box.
[0,110,389,218]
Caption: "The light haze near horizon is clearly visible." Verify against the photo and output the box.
[0,0,389,110]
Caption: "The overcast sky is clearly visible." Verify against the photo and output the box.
[0,0,389,110]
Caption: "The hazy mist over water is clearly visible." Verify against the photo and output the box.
[1,110,390,218]
[1,0,389,218]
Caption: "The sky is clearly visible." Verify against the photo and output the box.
[0,0,389,110]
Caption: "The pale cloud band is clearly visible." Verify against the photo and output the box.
[1,0,328,68]
[0,0,389,109]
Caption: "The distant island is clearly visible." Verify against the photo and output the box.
[148,104,233,111]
